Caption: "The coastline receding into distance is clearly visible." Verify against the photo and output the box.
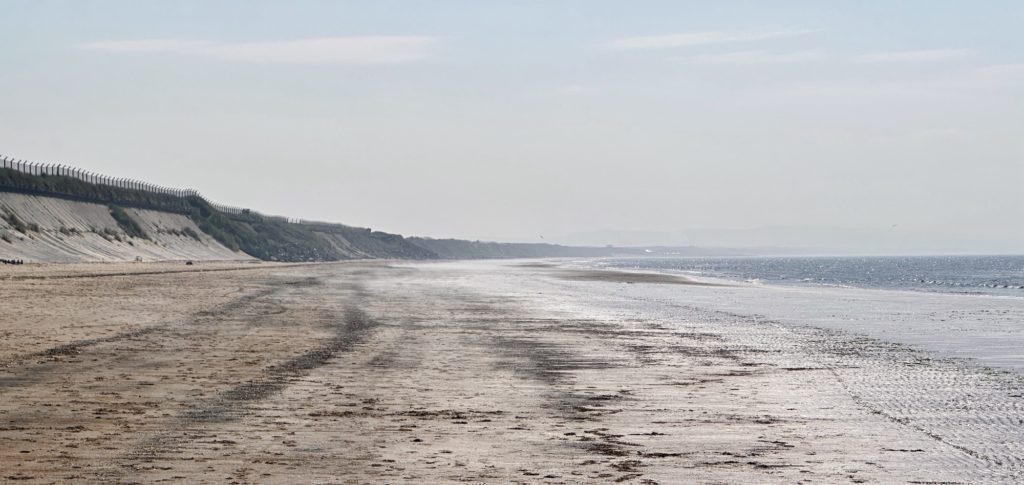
[2,2,1023,483]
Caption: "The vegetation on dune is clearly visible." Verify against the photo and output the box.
[0,168,193,214]
[161,227,202,241]
[2,210,39,234]
[308,223,437,260]
[108,205,148,239]
[188,204,341,261]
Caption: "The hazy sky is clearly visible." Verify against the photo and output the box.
[1,1,1021,250]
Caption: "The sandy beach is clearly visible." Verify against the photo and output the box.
[2,259,1023,483]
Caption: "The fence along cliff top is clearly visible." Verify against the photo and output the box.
[0,154,299,223]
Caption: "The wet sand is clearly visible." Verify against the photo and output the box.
[2,260,1023,483]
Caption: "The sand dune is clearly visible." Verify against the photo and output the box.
[0,193,250,262]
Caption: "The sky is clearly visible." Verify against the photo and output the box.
[0,1,1021,252]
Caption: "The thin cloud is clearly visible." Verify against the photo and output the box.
[605,29,816,50]
[854,49,973,63]
[694,50,827,65]
[79,36,440,65]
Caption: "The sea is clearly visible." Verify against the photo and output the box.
[595,255,1024,298]
[574,255,1024,372]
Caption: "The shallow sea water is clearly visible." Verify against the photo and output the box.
[585,256,1024,372]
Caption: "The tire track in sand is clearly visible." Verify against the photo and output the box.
[102,304,380,480]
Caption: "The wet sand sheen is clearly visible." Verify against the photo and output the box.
[1,260,1022,483]
[551,268,727,286]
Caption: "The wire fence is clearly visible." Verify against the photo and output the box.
[0,154,295,223]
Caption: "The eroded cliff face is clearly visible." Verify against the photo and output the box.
[0,188,616,263]
[0,192,251,262]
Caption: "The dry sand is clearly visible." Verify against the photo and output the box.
[2,260,1023,483]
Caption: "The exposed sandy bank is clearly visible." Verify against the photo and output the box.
[0,192,250,262]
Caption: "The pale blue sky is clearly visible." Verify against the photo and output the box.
[1,1,1021,250]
